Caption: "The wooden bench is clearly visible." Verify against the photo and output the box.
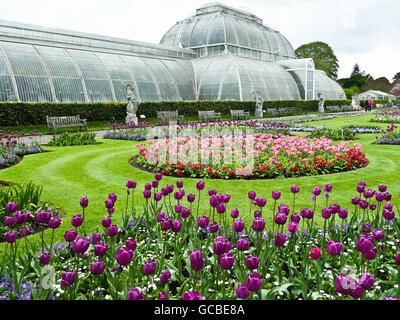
[198,110,222,122]
[267,107,302,117]
[230,110,251,120]
[157,111,185,124]
[46,115,88,134]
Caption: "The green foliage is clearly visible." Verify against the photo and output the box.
[0,100,351,127]
[307,128,356,141]
[361,77,392,93]
[48,132,97,147]
[295,41,339,79]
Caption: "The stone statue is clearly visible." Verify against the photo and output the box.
[126,84,139,125]
[318,94,325,113]
[255,96,264,118]
[351,94,361,111]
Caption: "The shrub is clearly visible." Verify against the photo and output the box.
[0,100,351,127]
[48,132,97,147]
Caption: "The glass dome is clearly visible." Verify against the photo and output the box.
[194,54,301,101]
[160,2,296,62]
[314,70,346,100]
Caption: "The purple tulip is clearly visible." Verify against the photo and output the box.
[61,270,77,288]
[372,229,385,241]
[248,191,257,200]
[94,242,108,257]
[395,252,400,266]
[329,204,341,214]
[231,209,239,219]
[154,192,162,202]
[383,209,395,221]
[278,204,290,215]
[71,215,83,228]
[158,292,168,300]
[363,247,377,260]
[357,183,366,194]
[352,197,361,205]
[13,212,24,225]
[125,238,137,251]
[198,216,210,228]
[384,193,392,201]
[324,184,333,193]
[216,203,226,214]
[378,184,387,192]
[116,247,134,266]
[166,184,174,194]
[4,231,16,244]
[187,194,196,203]
[233,219,245,233]
[144,183,152,191]
[91,233,102,245]
[4,216,15,227]
[107,225,119,237]
[335,273,356,295]
[127,288,145,300]
[152,180,159,189]
[160,269,172,284]
[105,199,114,209]
[190,250,205,272]
[209,189,217,196]
[182,291,205,300]
[64,230,78,242]
[362,224,371,234]
[338,209,348,219]
[196,181,205,191]
[90,259,106,276]
[375,193,385,202]
[322,208,332,220]
[363,189,375,199]
[300,208,314,220]
[161,219,172,231]
[312,187,322,196]
[357,235,373,253]
[176,181,184,189]
[237,238,250,251]
[34,210,52,224]
[155,173,163,181]
[255,198,267,208]
[80,197,89,208]
[384,202,393,211]
[246,255,260,270]
[209,222,220,233]
[126,180,137,189]
[359,272,375,290]
[143,190,151,199]
[274,233,286,247]
[157,212,166,222]
[219,252,234,270]
[272,191,281,200]
[143,259,157,275]
[359,200,369,210]
[254,210,262,218]
[6,202,18,213]
[210,195,220,208]
[171,220,182,233]
[39,253,51,265]
[287,222,299,234]
[49,217,61,229]
[291,213,301,223]
[102,216,112,228]
[327,240,343,256]
[290,185,300,194]
[252,218,266,232]
[174,204,183,214]
[236,284,250,299]
[19,227,30,237]
[213,237,230,255]
[246,273,262,292]
[274,213,288,225]
[73,237,90,255]
[350,284,364,299]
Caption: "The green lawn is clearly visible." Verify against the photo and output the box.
[1,113,399,250]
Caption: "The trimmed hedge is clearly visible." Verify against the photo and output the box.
[0,100,351,127]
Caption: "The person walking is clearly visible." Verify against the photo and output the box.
[367,98,373,111]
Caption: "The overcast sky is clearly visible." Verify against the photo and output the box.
[1,0,399,80]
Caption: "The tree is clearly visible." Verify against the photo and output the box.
[392,84,400,98]
[351,64,361,77]
[295,42,339,80]
[361,77,392,93]
[393,72,400,85]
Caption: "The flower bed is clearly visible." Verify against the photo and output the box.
[0,130,43,169]
[1,177,400,300]
[47,132,97,147]
[135,134,368,179]
[375,124,400,145]
[371,112,400,124]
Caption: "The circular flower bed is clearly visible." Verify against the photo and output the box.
[135,134,369,179]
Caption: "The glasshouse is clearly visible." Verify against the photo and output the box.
[0,2,346,103]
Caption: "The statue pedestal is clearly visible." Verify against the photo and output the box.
[126,115,138,126]
[318,107,325,113]
[255,110,263,118]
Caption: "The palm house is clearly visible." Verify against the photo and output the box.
[0,2,345,103]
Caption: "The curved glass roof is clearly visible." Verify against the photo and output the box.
[314,70,346,100]
[0,41,196,102]
[194,54,301,101]
[160,3,296,61]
